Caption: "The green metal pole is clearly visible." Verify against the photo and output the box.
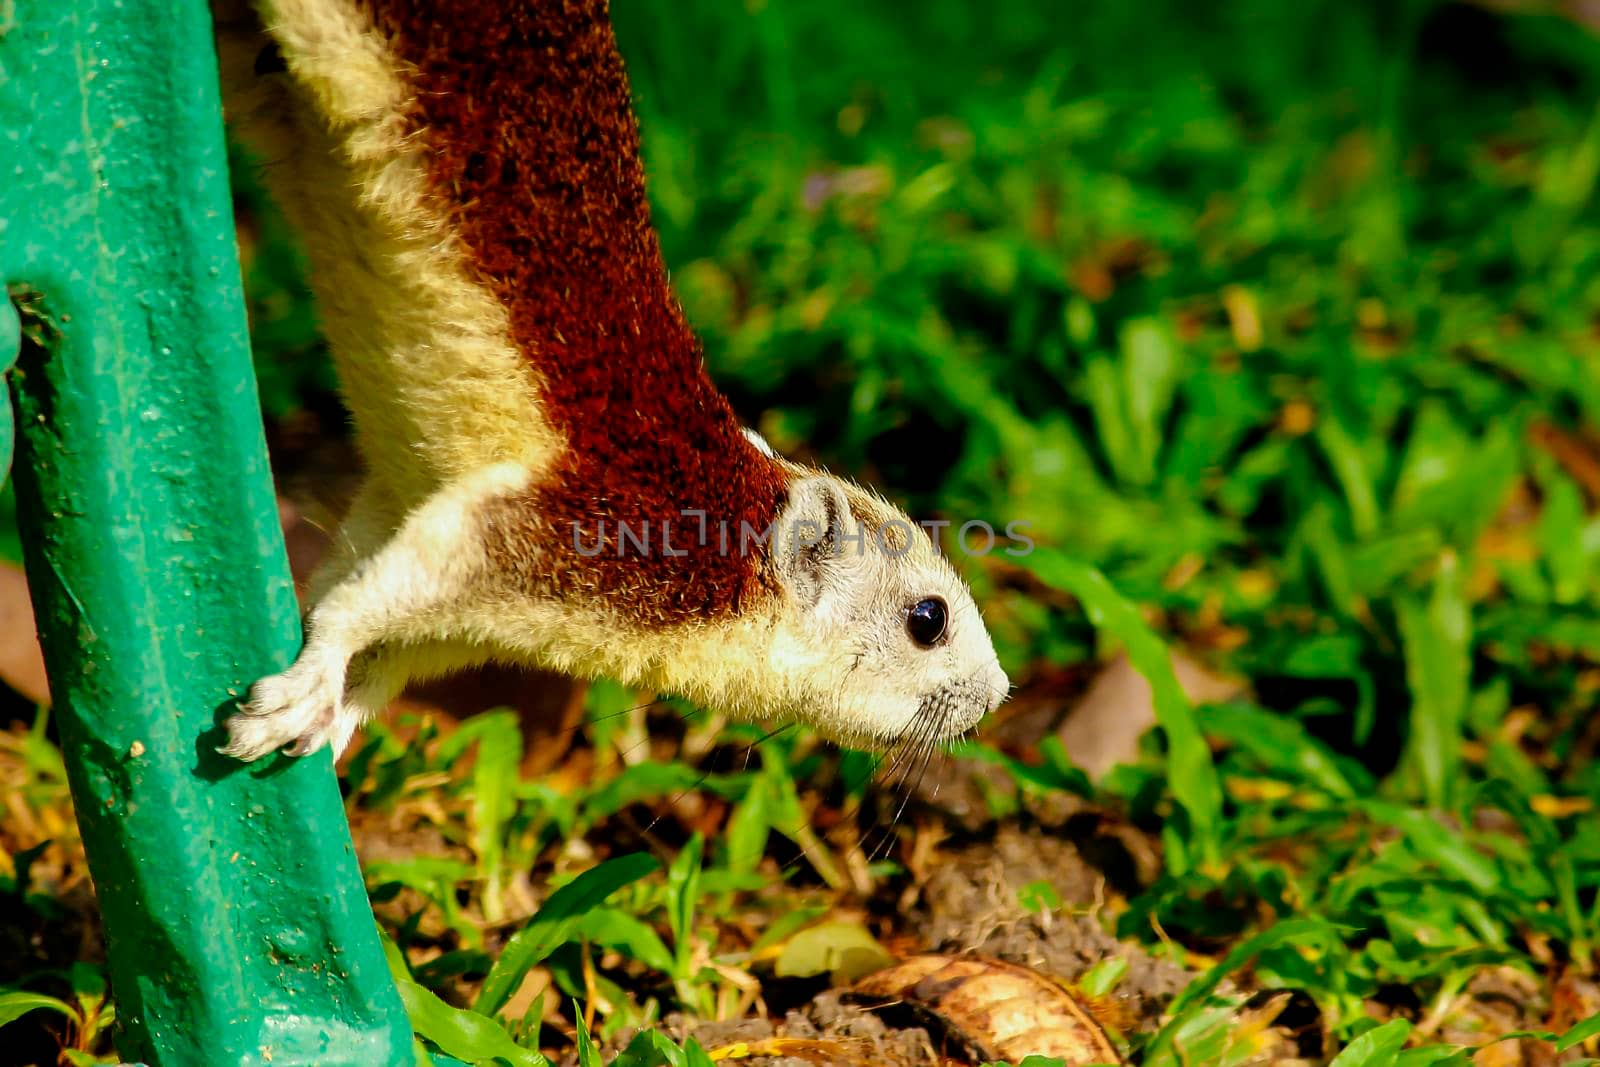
[0,3,412,1064]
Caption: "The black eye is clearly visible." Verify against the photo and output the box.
[906,597,948,647]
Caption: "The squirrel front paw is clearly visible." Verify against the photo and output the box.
[220,648,353,761]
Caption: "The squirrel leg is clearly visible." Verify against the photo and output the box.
[220,463,532,761]
[326,638,507,756]
[303,477,408,604]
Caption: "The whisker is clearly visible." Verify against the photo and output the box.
[640,767,713,836]
[740,722,797,770]
[895,730,940,826]
[865,711,939,863]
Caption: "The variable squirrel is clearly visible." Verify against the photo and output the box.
[211,0,1009,761]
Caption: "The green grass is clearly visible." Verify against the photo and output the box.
[9,0,1600,1062]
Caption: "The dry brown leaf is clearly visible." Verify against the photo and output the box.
[0,561,49,706]
[853,955,1121,1065]
[1058,650,1245,778]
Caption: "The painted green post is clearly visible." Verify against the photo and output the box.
[0,2,413,1064]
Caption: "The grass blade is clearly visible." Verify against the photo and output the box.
[1018,550,1223,863]
[474,852,660,1017]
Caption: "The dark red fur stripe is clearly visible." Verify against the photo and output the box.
[360,0,787,624]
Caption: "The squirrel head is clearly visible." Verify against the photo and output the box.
[754,469,1009,751]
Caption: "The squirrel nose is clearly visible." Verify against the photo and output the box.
[985,662,1009,713]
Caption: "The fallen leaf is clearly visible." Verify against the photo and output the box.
[776,922,896,985]
[853,955,1122,1065]
[1058,650,1244,778]
[0,562,49,706]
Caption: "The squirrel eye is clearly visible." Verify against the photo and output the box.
[906,597,948,647]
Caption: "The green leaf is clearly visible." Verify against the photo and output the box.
[574,1004,601,1067]
[724,770,772,876]
[1366,801,1502,890]
[0,990,75,1029]
[1315,415,1381,540]
[1559,1009,1600,1051]
[1328,1019,1411,1067]
[951,738,1093,798]
[1392,1048,1470,1067]
[474,852,660,1016]
[773,921,895,983]
[1201,702,1363,798]
[1121,317,1182,485]
[1015,550,1222,862]
[380,927,412,982]
[465,712,523,923]
[682,1038,717,1067]
[576,907,676,974]
[397,978,547,1067]
[515,988,545,1052]
[667,834,705,975]
[611,1028,688,1067]
[1018,879,1063,914]
[1158,918,1334,1036]
[1397,553,1471,808]
[582,763,707,821]
[1084,355,1140,486]
[748,904,832,957]
[1539,472,1589,603]
[1078,956,1129,998]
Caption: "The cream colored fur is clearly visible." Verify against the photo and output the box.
[213,0,562,504]
[215,0,1009,761]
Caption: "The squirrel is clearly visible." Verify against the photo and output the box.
[210,0,1009,761]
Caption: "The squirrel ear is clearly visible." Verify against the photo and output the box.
[775,476,859,608]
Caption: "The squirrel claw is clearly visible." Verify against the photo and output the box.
[220,650,349,761]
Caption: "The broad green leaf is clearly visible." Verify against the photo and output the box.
[1078,956,1129,998]
[576,907,676,974]
[1018,879,1063,914]
[773,921,895,982]
[0,991,74,1029]
[582,763,706,821]
[1539,472,1589,603]
[611,1028,688,1067]
[397,978,546,1067]
[950,738,1093,798]
[475,852,660,1016]
[1560,1009,1600,1051]
[749,904,832,957]
[1392,1048,1470,1067]
[516,989,545,1053]
[1329,1019,1411,1067]
[1084,355,1140,486]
